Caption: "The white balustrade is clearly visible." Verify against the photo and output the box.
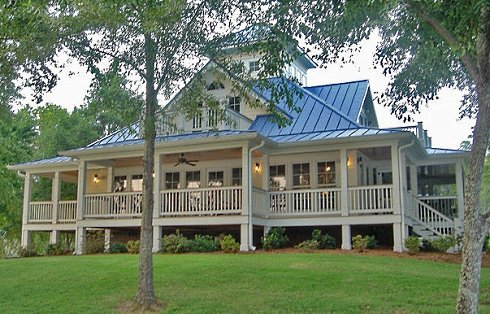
[418,196,458,218]
[268,188,341,215]
[410,196,454,236]
[28,201,53,222]
[58,201,77,222]
[349,185,393,214]
[160,187,242,216]
[85,192,143,218]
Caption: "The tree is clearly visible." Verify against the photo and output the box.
[278,1,489,312]
[1,0,296,309]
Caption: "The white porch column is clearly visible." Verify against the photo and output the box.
[341,224,351,250]
[455,162,465,221]
[50,230,60,244]
[240,223,249,251]
[261,153,269,191]
[263,225,271,237]
[393,223,403,252]
[409,165,418,195]
[340,149,349,217]
[241,143,250,251]
[153,226,162,253]
[391,144,401,215]
[52,171,61,224]
[21,172,32,248]
[104,229,111,252]
[153,154,161,219]
[76,160,87,221]
[107,167,114,192]
[75,227,86,255]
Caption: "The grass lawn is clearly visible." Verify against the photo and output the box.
[0,252,489,313]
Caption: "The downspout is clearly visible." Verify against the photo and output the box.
[398,140,415,248]
[248,140,265,251]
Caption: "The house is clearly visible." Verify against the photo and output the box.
[8,30,468,254]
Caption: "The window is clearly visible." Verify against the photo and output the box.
[228,96,240,113]
[249,60,260,72]
[192,103,203,129]
[269,165,286,191]
[114,176,127,192]
[293,163,310,188]
[207,81,224,91]
[318,162,336,186]
[186,171,201,188]
[131,174,143,192]
[165,172,180,189]
[232,168,242,186]
[208,171,224,187]
[207,109,218,128]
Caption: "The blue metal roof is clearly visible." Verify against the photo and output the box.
[9,156,73,169]
[268,128,401,143]
[249,78,362,136]
[426,148,468,155]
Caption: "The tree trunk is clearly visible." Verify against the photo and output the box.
[456,75,490,313]
[135,32,158,308]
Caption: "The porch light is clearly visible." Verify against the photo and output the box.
[254,163,261,174]
[93,174,100,184]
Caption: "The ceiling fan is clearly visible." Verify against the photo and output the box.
[174,153,198,166]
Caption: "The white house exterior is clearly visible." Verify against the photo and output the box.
[9,36,468,254]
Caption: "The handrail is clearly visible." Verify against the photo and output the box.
[409,195,454,236]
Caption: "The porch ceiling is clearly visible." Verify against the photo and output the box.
[359,146,391,160]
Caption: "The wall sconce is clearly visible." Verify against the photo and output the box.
[347,158,352,167]
[93,174,100,184]
[254,162,261,174]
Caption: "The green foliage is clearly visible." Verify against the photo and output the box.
[85,231,105,255]
[109,243,128,254]
[295,239,319,252]
[161,230,191,254]
[352,235,377,251]
[431,236,457,253]
[126,240,140,254]
[484,234,490,252]
[219,235,240,253]
[189,235,220,253]
[46,243,66,256]
[311,229,336,249]
[19,245,38,258]
[0,237,21,259]
[405,236,421,254]
[261,227,289,250]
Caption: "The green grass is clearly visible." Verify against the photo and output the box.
[0,252,489,313]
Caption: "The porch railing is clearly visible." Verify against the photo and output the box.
[85,192,143,218]
[58,201,77,222]
[29,201,53,222]
[348,185,393,214]
[268,188,341,215]
[419,196,458,218]
[160,186,243,216]
[409,195,454,236]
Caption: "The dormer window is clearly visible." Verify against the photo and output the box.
[228,96,241,113]
[207,81,225,91]
[249,60,260,72]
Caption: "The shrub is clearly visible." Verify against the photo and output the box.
[46,243,66,256]
[430,236,457,252]
[85,231,105,254]
[420,239,436,252]
[483,234,490,252]
[296,239,319,251]
[109,242,128,253]
[219,234,240,253]
[311,229,336,249]
[190,235,220,252]
[126,240,140,254]
[161,230,191,253]
[352,235,377,251]
[404,236,420,254]
[0,237,21,259]
[261,227,289,250]
[19,246,38,258]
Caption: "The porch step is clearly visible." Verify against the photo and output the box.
[412,224,438,240]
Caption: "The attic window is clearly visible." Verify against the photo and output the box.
[207,81,225,91]
[249,61,260,72]
[228,96,241,112]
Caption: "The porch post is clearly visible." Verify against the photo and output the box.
[455,162,465,221]
[153,226,162,253]
[76,160,87,221]
[153,154,162,253]
[107,166,114,192]
[50,230,60,244]
[341,224,351,250]
[391,143,401,215]
[261,153,269,191]
[21,172,32,248]
[75,227,86,255]
[340,149,349,216]
[104,229,111,252]
[393,223,403,252]
[52,171,61,224]
[409,165,418,195]
[241,143,250,251]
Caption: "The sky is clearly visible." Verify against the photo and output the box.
[35,39,475,150]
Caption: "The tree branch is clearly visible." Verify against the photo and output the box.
[403,0,480,83]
